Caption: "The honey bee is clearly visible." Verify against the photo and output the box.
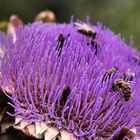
[112,79,131,101]
[102,67,118,83]
[123,69,136,82]
[91,39,101,55]
[57,33,70,57]
[58,33,64,47]
[60,87,71,107]
[115,127,139,140]
[132,55,140,64]
[57,33,65,56]
[74,22,96,39]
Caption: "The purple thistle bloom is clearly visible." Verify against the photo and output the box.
[1,21,140,140]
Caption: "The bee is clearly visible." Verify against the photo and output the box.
[74,22,96,39]
[123,69,136,82]
[132,55,140,65]
[116,127,138,140]
[102,67,118,83]
[60,87,71,107]
[58,33,64,46]
[57,33,65,57]
[57,33,70,57]
[91,39,101,55]
[112,79,131,101]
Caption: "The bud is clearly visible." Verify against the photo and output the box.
[35,10,56,22]
[7,15,23,43]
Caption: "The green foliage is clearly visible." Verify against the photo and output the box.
[0,21,8,32]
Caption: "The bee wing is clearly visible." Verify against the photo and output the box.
[82,23,93,31]
[74,22,82,27]
[74,22,94,32]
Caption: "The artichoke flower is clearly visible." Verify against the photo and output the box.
[0,20,140,140]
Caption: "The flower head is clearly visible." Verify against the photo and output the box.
[1,21,140,139]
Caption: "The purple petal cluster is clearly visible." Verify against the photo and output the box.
[1,21,140,139]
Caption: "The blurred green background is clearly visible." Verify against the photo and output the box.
[0,0,140,49]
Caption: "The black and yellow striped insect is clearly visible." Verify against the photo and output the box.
[123,69,136,82]
[112,78,131,101]
[74,22,96,39]
[102,67,118,83]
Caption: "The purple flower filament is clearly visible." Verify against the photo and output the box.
[1,21,140,139]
